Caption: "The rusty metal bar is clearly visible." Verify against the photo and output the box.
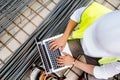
[0,41,13,53]
[12,22,30,36]
[4,29,22,45]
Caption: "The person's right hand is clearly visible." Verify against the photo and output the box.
[49,35,67,51]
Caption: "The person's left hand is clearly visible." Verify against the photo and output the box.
[56,52,75,66]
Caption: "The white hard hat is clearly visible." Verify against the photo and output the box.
[83,11,120,57]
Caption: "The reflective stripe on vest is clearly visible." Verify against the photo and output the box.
[69,2,111,39]
[98,57,120,65]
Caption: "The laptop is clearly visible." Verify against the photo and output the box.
[36,34,72,74]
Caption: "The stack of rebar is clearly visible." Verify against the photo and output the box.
[0,0,90,80]
[0,0,32,32]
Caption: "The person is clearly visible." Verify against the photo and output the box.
[49,2,120,80]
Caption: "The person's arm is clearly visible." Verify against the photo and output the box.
[74,60,95,75]
[50,8,86,51]
[56,52,120,79]
[50,19,78,51]
[62,19,78,40]
[62,7,86,39]
[56,52,95,75]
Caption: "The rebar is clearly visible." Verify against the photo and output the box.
[0,0,90,79]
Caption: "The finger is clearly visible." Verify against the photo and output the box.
[57,56,65,59]
[49,43,57,50]
[62,52,69,56]
[60,47,64,52]
[57,63,64,66]
[56,58,63,62]
[53,46,59,51]
[49,39,57,44]
[49,39,55,43]
[56,61,63,64]
[49,40,55,46]
[49,41,55,48]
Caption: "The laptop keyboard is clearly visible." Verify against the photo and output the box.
[45,41,62,69]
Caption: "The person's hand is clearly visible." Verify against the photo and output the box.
[50,35,67,51]
[56,52,75,66]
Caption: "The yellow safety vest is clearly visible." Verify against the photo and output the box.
[69,2,120,65]
[99,57,120,65]
[69,2,111,39]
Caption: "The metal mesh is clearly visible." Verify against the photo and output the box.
[0,0,57,67]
